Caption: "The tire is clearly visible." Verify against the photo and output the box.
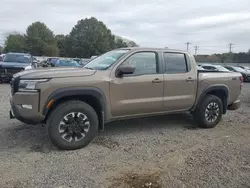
[47,100,99,150]
[194,94,223,128]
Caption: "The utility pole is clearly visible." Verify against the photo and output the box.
[229,43,235,53]
[194,46,199,56]
[185,42,191,51]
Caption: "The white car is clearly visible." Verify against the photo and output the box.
[201,64,231,72]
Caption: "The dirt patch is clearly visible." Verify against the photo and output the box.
[93,136,120,149]
[110,171,162,188]
[29,143,51,153]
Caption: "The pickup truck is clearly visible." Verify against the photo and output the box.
[9,48,242,150]
[0,52,37,83]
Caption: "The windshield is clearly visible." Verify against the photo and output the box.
[215,66,231,72]
[84,49,130,70]
[3,54,31,63]
[233,66,245,72]
[56,60,81,67]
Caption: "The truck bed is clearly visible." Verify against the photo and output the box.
[197,71,242,105]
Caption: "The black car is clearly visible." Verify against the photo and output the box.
[0,52,37,83]
[224,65,250,82]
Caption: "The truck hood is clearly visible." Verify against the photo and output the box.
[14,67,96,79]
[0,61,30,68]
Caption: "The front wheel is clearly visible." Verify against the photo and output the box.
[194,94,223,128]
[47,100,99,150]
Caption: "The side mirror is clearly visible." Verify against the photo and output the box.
[116,64,135,77]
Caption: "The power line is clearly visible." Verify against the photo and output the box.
[194,46,199,56]
[185,42,191,51]
[228,43,235,53]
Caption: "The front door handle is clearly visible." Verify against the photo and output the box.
[186,77,195,82]
[152,78,162,83]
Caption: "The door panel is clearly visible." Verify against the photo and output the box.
[109,51,164,117]
[163,53,197,111]
[110,75,164,117]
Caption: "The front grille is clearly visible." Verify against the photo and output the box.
[5,67,24,74]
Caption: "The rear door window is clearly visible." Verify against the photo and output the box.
[164,53,187,74]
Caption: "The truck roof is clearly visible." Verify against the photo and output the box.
[119,47,188,53]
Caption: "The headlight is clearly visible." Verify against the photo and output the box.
[18,79,49,92]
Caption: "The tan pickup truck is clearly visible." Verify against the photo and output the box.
[9,48,242,150]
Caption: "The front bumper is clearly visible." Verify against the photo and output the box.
[227,100,241,110]
[10,91,45,124]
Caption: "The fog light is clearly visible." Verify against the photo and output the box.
[21,105,32,109]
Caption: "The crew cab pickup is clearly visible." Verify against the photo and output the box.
[9,48,242,150]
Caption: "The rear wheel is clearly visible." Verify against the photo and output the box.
[194,94,223,128]
[47,100,98,150]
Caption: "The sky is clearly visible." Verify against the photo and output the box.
[0,0,250,55]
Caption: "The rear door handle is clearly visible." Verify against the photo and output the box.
[152,78,162,83]
[186,77,195,82]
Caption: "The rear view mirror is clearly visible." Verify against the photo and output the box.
[116,64,135,77]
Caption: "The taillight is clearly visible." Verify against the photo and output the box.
[240,76,243,90]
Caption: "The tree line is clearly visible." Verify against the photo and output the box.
[195,50,250,64]
[2,17,138,58]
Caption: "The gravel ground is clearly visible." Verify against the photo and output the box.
[0,83,250,188]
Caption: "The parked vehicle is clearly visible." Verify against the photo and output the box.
[237,65,250,72]
[201,64,231,72]
[197,65,205,70]
[71,58,81,63]
[0,52,37,83]
[223,65,250,82]
[55,59,81,67]
[9,48,242,150]
[46,58,59,67]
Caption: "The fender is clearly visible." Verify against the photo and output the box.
[42,87,108,121]
[192,85,229,114]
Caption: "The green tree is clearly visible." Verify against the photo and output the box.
[0,45,3,54]
[4,34,27,53]
[44,44,59,56]
[26,22,56,56]
[127,40,139,47]
[115,36,139,48]
[115,38,128,48]
[55,34,67,57]
[68,17,116,58]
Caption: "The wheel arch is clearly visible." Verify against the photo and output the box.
[194,85,229,114]
[43,87,108,130]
